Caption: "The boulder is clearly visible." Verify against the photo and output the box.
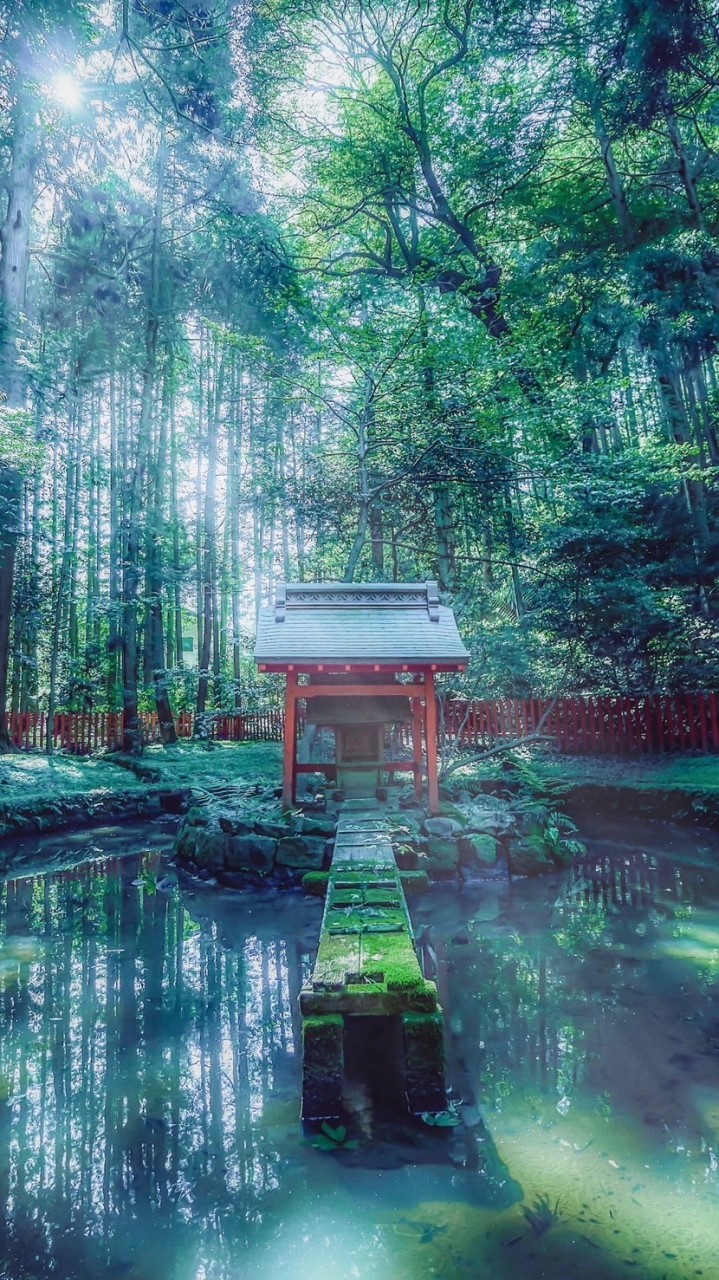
[225,835,277,875]
[254,819,294,841]
[219,815,254,836]
[461,798,517,837]
[193,828,227,872]
[175,824,198,860]
[298,815,337,838]
[424,816,463,838]
[458,833,498,866]
[424,836,460,874]
[506,838,553,877]
[276,835,327,870]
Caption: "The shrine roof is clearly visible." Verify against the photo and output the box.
[254,581,469,667]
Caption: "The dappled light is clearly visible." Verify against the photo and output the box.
[2,1,719,1276]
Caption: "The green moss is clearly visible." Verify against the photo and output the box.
[424,836,460,873]
[439,801,469,827]
[302,871,330,897]
[400,870,430,894]
[303,1014,344,1038]
[458,833,498,865]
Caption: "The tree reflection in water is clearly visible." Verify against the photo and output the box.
[0,852,316,1279]
[0,822,718,1280]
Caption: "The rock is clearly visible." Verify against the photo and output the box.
[225,835,277,874]
[219,815,254,835]
[276,835,327,870]
[175,824,198,860]
[394,845,419,871]
[424,816,463,838]
[185,806,211,827]
[458,833,498,866]
[193,829,227,871]
[461,799,517,837]
[138,794,162,817]
[159,789,189,814]
[254,819,293,841]
[506,838,553,877]
[298,816,337,838]
[424,836,460,874]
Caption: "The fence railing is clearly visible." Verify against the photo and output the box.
[7,708,286,752]
[7,692,719,755]
[443,693,719,755]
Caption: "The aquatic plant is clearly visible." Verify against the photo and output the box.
[420,1101,462,1127]
[521,1194,561,1236]
[310,1121,359,1152]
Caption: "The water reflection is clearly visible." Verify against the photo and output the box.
[0,817,717,1279]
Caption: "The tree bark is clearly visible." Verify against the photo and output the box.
[121,130,167,754]
[0,74,38,750]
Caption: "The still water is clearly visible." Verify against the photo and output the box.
[0,815,718,1280]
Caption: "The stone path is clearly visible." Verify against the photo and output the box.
[300,805,446,1120]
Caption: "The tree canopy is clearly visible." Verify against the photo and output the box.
[1,0,718,750]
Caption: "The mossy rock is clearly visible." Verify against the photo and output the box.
[424,836,460,874]
[298,815,337,838]
[254,819,293,840]
[277,835,327,870]
[439,801,469,827]
[175,824,198,860]
[193,828,227,871]
[506,838,554,877]
[185,806,211,827]
[225,834,277,874]
[302,871,330,897]
[458,833,498,866]
[219,815,254,836]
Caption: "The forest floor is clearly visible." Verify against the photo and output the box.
[0,741,283,843]
[0,741,718,843]
[451,750,719,795]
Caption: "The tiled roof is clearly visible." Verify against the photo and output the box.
[255,581,469,665]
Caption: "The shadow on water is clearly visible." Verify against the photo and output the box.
[0,814,717,1278]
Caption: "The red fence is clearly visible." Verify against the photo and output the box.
[443,693,719,755]
[7,708,285,752]
[8,693,719,755]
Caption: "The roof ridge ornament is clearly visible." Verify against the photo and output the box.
[276,580,441,614]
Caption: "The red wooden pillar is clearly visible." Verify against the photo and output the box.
[425,671,439,814]
[411,696,423,803]
[283,671,298,809]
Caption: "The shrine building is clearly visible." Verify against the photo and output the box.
[254,582,469,813]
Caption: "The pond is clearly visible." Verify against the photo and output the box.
[0,814,717,1279]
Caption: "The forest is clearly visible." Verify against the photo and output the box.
[1,0,719,756]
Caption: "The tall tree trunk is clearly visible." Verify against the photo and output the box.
[0,74,38,750]
[121,130,167,754]
[229,361,243,709]
[147,359,177,744]
[196,340,224,719]
[107,371,121,707]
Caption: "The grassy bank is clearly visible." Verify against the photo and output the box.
[0,741,283,841]
[1,740,718,842]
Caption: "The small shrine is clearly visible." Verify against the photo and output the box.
[254,581,469,813]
